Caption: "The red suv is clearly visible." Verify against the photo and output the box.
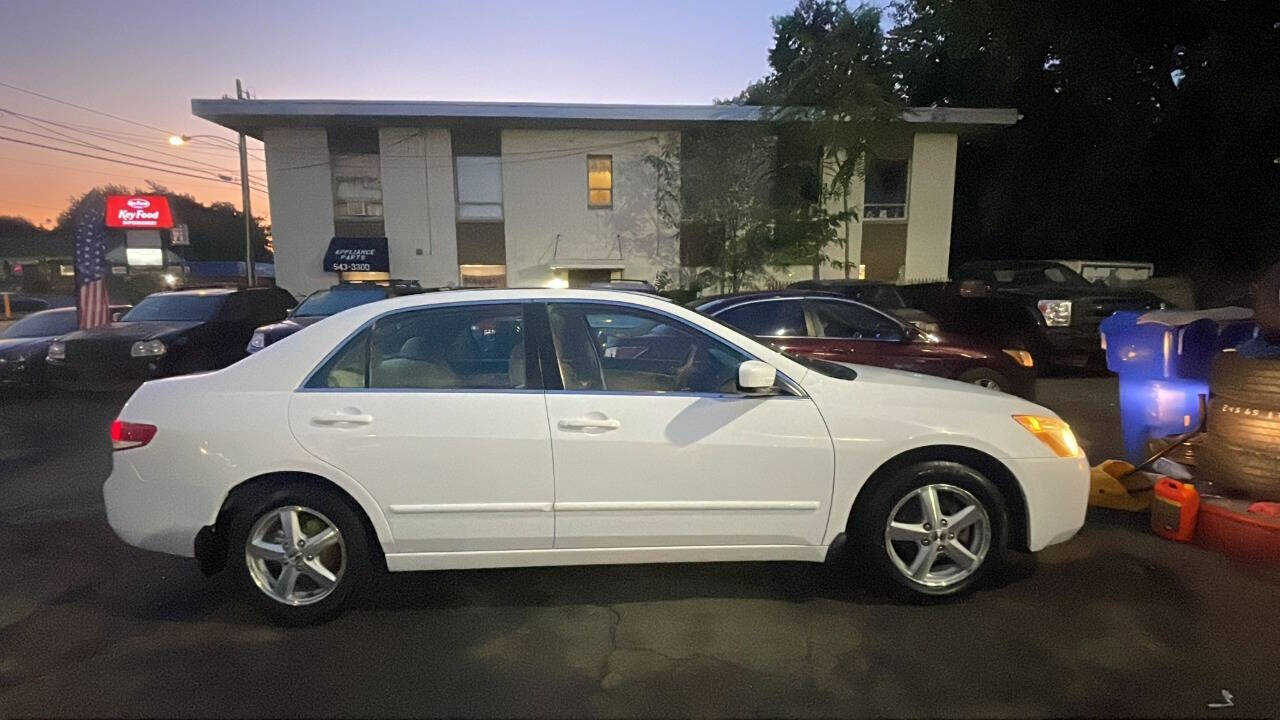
[695,290,1036,399]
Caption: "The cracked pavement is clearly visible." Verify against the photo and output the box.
[1,379,1278,717]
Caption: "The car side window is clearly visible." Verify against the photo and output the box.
[368,303,529,390]
[307,328,370,389]
[547,303,750,394]
[218,293,255,323]
[713,300,807,337]
[807,299,904,341]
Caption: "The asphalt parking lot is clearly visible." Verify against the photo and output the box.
[2,378,1278,718]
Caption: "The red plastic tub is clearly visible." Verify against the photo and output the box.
[1194,497,1280,565]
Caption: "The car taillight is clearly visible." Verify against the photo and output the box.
[111,419,157,451]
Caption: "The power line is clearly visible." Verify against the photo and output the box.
[0,107,266,177]
[0,79,177,135]
[0,134,268,195]
[0,153,268,195]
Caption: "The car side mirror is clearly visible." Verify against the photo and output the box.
[737,360,777,394]
[111,311,124,322]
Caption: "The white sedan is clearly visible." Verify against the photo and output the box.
[104,289,1088,623]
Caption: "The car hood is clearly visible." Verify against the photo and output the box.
[998,284,1160,302]
[60,320,204,343]
[0,336,50,357]
[840,362,1035,403]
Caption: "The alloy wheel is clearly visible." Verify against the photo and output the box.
[245,505,346,606]
[972,377,1002,391]
[883,483,991,591]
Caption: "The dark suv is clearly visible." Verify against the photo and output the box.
[950,260,1166,367]
[247,281,431,353]
[46,286,295,387]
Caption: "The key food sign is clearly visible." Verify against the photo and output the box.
[105,195,174,229]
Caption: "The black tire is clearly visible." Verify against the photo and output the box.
[1206,397,1280,452]
[957,367,1011,394]
[1253,261,1280,343]
[1211,352,1280,406]
[852,461,1009,600]
[1197,436,1280,501]
[227,484,372,625]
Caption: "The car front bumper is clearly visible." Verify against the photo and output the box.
[1042,326,1105,367]
[1005,454,1090,551]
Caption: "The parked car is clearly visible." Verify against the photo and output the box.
[695,290,1037,399]
[248,281,430,353]
[789,279,942,334]
[104,289,1087,623]
[950,260,1166,367]
[0,305,130,388]
[47,286,294,388]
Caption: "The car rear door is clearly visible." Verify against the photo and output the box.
[288,301,555,553]
[541,301,833,549]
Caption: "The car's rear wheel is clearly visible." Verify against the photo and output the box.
[228,486,370,625]
[856,461,1008,599]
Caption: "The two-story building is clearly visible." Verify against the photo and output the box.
[192,99,1017,295]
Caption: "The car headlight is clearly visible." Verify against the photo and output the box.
[248,331,266,351]
[1036,299,1072,327]
[1013,415,1081,458]
[130,339,167,358]
[47,341,65,361]
[1002,349,1034,368]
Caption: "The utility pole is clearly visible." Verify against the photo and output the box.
[236,78,256,287]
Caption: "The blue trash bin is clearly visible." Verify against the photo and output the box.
[1100,310,1254,461]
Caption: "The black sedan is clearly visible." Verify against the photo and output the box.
[46,286,294,388]
[0,305,130,388]
[247,281,430,353]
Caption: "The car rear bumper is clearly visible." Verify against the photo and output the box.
[1005,454,1090,551]
[103,452,213,557]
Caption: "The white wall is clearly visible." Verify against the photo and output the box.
[500,129,680,287]
[263,127,335,295]
[378,128,459,287]
[902,132,958,282]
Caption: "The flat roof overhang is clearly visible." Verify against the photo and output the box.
[191,99,1019,140]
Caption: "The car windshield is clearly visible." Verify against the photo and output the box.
[846,284,906,309]
[123,294,224,322]
[2,310,77,338]
[988,264,1091,287]
[293,288,387,317]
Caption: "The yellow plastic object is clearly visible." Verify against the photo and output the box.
[1089,460,1154,511]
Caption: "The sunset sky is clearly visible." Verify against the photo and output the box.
[0,0,813,228]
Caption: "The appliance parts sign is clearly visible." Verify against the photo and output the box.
[105,195,174,229]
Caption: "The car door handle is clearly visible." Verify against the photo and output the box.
[311,412,373,427]
[558,417,621,432]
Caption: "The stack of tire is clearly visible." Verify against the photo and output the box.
[1197,262,1280,501]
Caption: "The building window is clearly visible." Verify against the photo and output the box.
[455,156,504,221]
[329,128,385,237]
[459,264,507,288]
[863,155,908,221]
[587,155,612,208]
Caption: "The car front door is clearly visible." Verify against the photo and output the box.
[288,302,555,553]
[541,301,834,549]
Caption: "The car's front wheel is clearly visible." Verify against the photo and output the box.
[228,486,371,625]
[856,461,1008,599]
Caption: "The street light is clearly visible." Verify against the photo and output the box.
[168,103,256,289]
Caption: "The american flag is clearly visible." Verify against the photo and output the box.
[74,192,111,329]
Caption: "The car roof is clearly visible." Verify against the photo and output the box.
[152,287,239,297]
[791,279,888,287]
[959,260,1066,270]
[692,289,844,312]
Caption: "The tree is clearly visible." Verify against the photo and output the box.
[53,183,271,262]
[888,0,1280,281]
[646,126,778,293]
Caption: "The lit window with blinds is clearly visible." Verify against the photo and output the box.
[587,155,612,208]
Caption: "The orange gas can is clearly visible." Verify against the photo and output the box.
[1151,478,1200,542]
